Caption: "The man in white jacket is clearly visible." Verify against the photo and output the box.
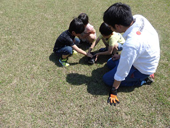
[103,2,160,106]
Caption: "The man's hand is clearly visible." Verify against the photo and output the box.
[108,94,119,106]
[107,87,119,106]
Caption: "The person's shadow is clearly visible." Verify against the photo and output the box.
[66,65,110,95]
[66,64,137,96]
[50,52,138,95]
[79,53,111,65]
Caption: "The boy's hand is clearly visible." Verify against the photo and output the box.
[107,87,119,106]
[87,52,93,58]
[113,43,118,50]
[112,54,120,60]
[94,54,98,62]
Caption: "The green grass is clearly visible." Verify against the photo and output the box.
[0,0,170,127]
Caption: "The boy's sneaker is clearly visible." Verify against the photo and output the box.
[99,47,108,52]
[59,58,70,67]
[72,50,77,55]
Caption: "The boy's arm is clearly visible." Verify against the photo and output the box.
[112,43,119,55]
[72,44,93,58]
[94,46,114,62]
[96,45,114,56]
[85,25,96,35]
[88,37,100,53]
[90,27,96,34]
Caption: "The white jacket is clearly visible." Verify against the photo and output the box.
[115,15,160,81]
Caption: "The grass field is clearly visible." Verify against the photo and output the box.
[0,0,170,127]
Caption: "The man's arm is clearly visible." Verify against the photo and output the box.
[113,80,121,89]
[108,80,121,106]
[108,47,138,106]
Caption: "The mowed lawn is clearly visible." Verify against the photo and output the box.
[0,0,170,127]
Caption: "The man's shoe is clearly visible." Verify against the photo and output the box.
[150,73,154,79]
[145,76,154,85]
[141,75,154,85]
[59,58,70,67]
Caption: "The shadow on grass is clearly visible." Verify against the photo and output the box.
[50,51,139,95]
[49,52,79,67]
[78,51,111,65]
[66,64,138,95]
[66,65,110,95]
[77,42,91,51]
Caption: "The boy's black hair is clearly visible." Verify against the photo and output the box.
[99,22,113,36]
[78,13,89,25]
[69,18,85,34]
[103,2,133,29]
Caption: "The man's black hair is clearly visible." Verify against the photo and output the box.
[78,13,89,25]
[103,2,133,29]
[69,18,85,34]
[99,22,113,36]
